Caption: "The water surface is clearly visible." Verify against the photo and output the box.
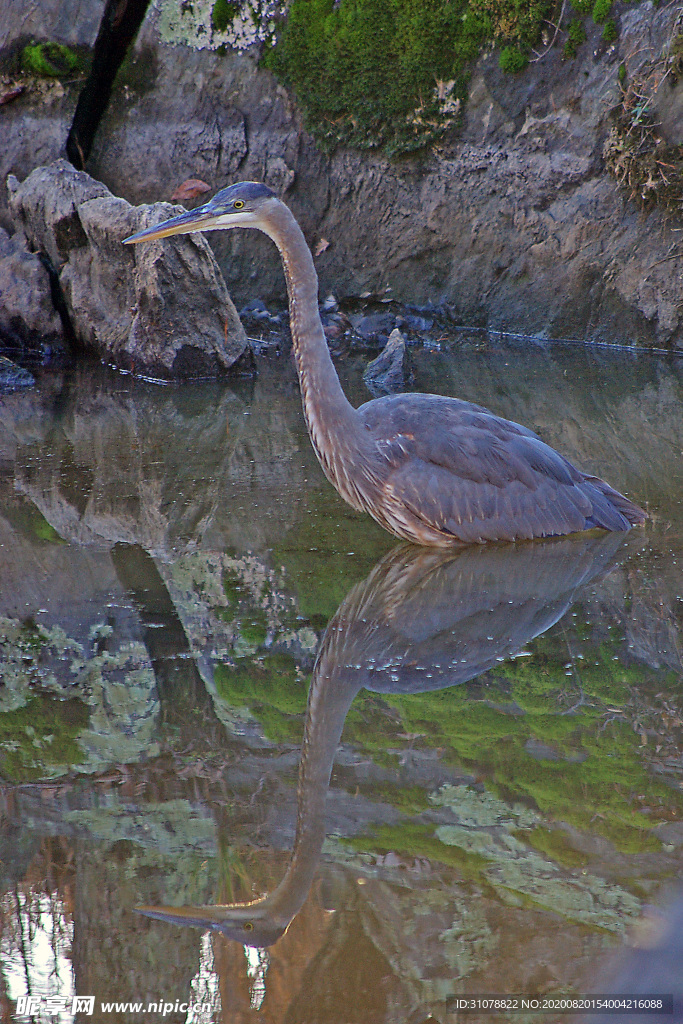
[1,334,683,1023]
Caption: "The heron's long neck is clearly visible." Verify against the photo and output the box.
[263,204,369,486]
[260,655,358,926]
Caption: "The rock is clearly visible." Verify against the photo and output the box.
[0,0,106,49]
[352,311,396,342]
[362,328,412,395]
[8,160,247,378]
[0,227,63,350]
[0,355,34,392]
[1,2,683,346]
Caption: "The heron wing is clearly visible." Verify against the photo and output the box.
[358,394,635,542]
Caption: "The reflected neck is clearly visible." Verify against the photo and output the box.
[251,649,360,931]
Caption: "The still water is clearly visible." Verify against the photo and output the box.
[1,334,683,1023]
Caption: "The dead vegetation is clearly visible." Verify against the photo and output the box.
[603,31,683,215]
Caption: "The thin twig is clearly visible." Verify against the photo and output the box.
[530,0,567,63]
[648,251,683,269]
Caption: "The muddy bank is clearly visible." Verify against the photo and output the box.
[1,0,682,350]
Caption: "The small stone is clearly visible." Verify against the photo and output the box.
[362,327,412,395]
[354,311,395,341]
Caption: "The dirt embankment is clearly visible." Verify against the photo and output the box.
[1,0,682,349]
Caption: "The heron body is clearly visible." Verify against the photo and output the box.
[124,182,646,546]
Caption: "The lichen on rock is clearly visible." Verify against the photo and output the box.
[156,0,285,51]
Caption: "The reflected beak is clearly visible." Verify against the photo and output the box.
[123,204,225,244]
[135,903,233,928]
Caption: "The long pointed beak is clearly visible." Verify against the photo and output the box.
[135,903,235,928]
[123,204,225,244]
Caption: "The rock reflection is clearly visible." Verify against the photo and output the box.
[137,533,624,946]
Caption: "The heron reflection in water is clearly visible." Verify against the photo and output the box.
[136,532,624,946]
[124,183,646,546]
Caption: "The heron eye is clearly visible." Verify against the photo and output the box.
[233,200,245,209]
[244,921,254,931]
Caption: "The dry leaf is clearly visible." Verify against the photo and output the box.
[0,85,25,106]
[314,237,330,256]
[170,178,211,202]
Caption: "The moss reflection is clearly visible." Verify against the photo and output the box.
[213,615,683,853]
[215,653,310,743]
[273,489,392,626]
[380,623,682,852]
[0,694,88,781]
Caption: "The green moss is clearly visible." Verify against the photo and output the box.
[21,42,79,78]
[618,62,627,83]
[265,0,550,155]
[592,0,612,24]
[569,0,592,12]
[222,568,243,608]
[360,784,431,814]
[214,652,309,743]
[563,17,587,58]
[211,0,239,32]
[499,46,529,73]
[601,17,617,42]
[0,694,88,782]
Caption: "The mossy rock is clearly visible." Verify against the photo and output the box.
[592,0,612,25]
[265,0,551,155]
[499,45,528,73]
[21,41,80,78]
[563,17,587,58]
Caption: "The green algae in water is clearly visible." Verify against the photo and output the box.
[358,783,431,815]
[2,501,64,545]
[519,826,590,870]
[379,627,681,853]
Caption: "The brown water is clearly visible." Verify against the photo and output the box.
[1,334,683,1024]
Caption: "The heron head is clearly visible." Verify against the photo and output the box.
[134,897,290,947]
[123,181,277,245]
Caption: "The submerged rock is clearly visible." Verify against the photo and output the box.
[7,160,247,378]
[363,327,413,395]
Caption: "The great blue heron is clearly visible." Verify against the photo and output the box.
[124,182,646,546]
